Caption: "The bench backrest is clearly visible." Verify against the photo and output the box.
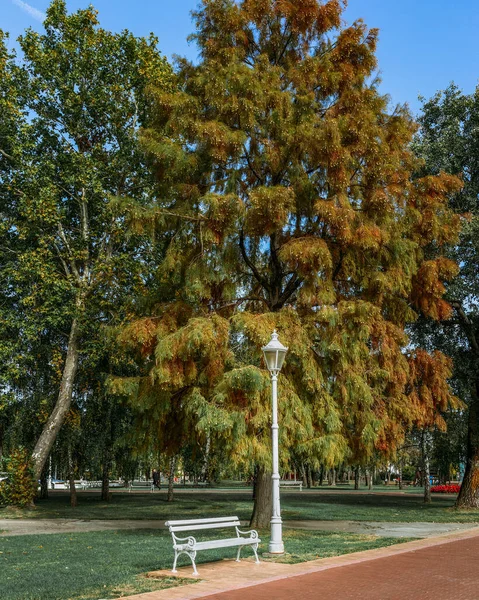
[165,516,241,533]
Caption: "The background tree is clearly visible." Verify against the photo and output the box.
[116,0,462,527]
[0,1,173,481]
[413,84,479,507]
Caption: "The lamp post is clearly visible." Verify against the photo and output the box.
[262,330,288,554]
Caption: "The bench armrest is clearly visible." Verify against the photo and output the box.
[172,534,196,547]
[235,527,259,540]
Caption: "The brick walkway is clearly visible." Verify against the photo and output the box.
[123,527,479,600]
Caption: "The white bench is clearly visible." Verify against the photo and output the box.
[128,480,155,492]
[280,480,303,491]
[165,516,261,575]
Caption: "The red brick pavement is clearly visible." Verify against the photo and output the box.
[199,534,479,600]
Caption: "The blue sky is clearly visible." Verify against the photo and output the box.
[2,0,478,115]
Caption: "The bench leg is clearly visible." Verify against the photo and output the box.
[172,550,179,573]
[252,543,260,564]
[172,549,198,576]
[236,546,242,562]
[190,551,198,576]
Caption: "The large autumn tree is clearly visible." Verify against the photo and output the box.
[413,84,479,507]
[0,0,172,481]
[118,0,461,526]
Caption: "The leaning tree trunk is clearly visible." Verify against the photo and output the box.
[31,318,80,481]
[39,466,49,500]
[456,385,479,508]
[250,466,273,529]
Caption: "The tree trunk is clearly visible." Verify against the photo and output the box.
[39,467,49,500]
[354,466,359,490]
[200,433,211,482]
[250,466,272,528]
[422,431,432,504]
[456,386,479,508]
[167,455,177,502]
[68,447,77,508]
[319,466,324,487]
[101,450,111,502]
[300,462,307,486]
[306,465,312,489]
[31,318,80,480]
[330,467,336,487]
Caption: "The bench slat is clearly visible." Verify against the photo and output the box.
[170,521,240,533]
[166,516,239,527]
[175,537,260,551]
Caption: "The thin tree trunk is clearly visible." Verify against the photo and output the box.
[422,431,432,504]
[31,318,81,480]
[300,462,307,486]
[456,385,479,508]
[68,446,77,508]
[167,455,177,502]
[354,466,359,490]
[101,450,111,502]
[250,466,272,528]
[200,433,211,482]
[307,465,312,489]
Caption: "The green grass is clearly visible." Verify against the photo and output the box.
[1,489,478,523]
[0,528,411,600]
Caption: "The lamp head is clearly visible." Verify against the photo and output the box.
[262,330,288,373]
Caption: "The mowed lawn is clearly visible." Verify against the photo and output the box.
[1,488,478,523]
[0,528,410,600]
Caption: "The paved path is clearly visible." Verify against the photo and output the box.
[122,527,479,600]
[0,518,474,538]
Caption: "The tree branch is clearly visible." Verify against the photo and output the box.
[239,229,271,293]
[450,300,479,356]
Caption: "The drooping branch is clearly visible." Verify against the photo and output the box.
[239,229,271,294]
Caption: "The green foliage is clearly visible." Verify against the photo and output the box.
[0,1,173,478]
[412,83,479,506]
[0,449,37,507]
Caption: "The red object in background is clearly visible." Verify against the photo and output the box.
[430,484,461,494]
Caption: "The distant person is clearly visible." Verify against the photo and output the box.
[152,469,161,490]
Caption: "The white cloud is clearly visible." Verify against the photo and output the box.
[12,0,46,22]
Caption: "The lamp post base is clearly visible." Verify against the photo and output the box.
[269,517,284,554]
[268,541,285,554]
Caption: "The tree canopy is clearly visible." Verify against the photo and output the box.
[413,84,479,507]
[114,0,462,524]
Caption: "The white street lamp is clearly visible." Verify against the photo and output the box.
[262,329,288,554]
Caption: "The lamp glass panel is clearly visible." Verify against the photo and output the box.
[276,350,286,371]
[263,349,277,372]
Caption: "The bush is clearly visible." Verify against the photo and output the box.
[430,484,461,494]
[0,449,37,507]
